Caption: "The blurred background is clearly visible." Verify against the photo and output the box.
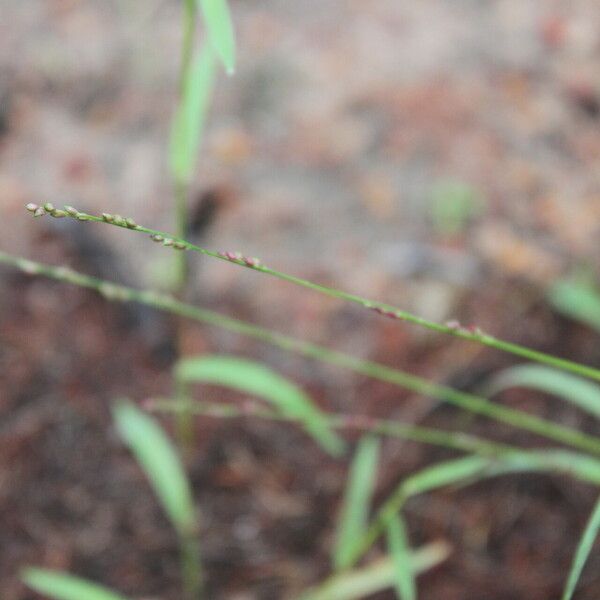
[1,1,600,598]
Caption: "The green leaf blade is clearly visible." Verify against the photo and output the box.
[112,401,196,535]
[21,568,129,600]
[169,43,218,183]
[549,278,600,332]
[562,494,600,600]
[198,0,236,74]
[486,364,600,419]
[386,514,416,600]
[299,542,450,600]
[334,436,380,570]
[175,355,346,456]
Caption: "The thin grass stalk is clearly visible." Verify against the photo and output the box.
[36,208,600,384]
[146,398,518,456]
[172,0,198,463]
[2,251,600,456]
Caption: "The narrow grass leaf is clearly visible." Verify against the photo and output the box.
[562,494,600,600]
[299,542,450,600]
[487,364,600,419]
[169,43,217,183]
[334,436,380,569]
[197,0,236,74]
[345,450,600,568]
[386,514,416,600]
[549,278,600,332]
[112,401,195,535]
[401,455,490,498]
[21,568,129,600]
[175,355,346,456]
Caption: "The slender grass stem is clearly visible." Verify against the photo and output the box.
[2,251,600,456]
[180,530,202,600]
[43,209,600,384]
[173,179,190,296]
[172,0,198,470]
[146,399,518,456]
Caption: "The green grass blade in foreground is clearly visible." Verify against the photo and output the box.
[113,401,202,599]
[334,436,380,570]
[197,0,236,74]
[549,278,600,333]
[175,355,345,456]
[344,450,600,568]
[169,43,217,183]
[21,568,129,600]
[486,364,600,419]
[3,252,600,456]
[113,401,196,535]
[299,542,449,600]
[43,210,600,385]
[561,494,600,600]
[386,514,416,600]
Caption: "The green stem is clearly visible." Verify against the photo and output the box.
[147,399,518,456]
[180,529,202,600]
[46,209,600,384]
[180,0,197,91]
[2,251,600,456]
[174,178,190,296]
[172,0,197,472]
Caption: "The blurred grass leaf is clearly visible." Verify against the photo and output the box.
[175,355,346,456]
[21,568,129,600]
[197,0,236,74]
[299,542,450,600]
[486,364,600,419]
[548,277,600,332]
[334,436,380,569]
[169,43,217,183]
[401,455,490,497]
[113,401,196,535]
[386,514,416,600]
[562,494,600,600]
[429,179,483,237]
[344,450,600,567]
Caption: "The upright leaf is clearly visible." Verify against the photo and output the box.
[334,436,380,569]
[486,364,600,419]
[175,355,346,456]
[112,401,196,535]
[21,568,129,600]
[562,494,600,600]
[197,0,236,74]
[386,514,416,600]
[169,43,217,183]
